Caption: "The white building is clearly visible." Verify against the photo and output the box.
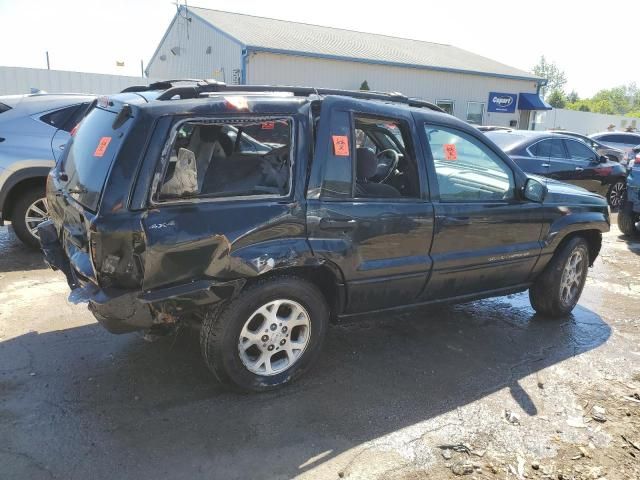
[147,6,550,128]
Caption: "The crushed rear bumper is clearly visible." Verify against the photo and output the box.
[38,219,245,333]
[38,220,153,333]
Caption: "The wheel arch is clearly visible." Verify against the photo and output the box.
[0,167,50,222]
[555,229,602,267]
[243,263,347,321]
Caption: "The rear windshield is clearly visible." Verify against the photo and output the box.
[485,132,526,151]
[62,106,130,211]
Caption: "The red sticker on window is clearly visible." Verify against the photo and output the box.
[261,121,275,130]
[443,143,457,161]
[332,135,350,156]
[93,136,112,157]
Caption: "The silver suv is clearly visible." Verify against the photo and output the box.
[0,93,94,247]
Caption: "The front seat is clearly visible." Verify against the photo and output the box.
[355,147,401,198]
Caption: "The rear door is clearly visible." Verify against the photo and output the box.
[306,97,434,314]
[139,114,304,291]
[418,122,542,300]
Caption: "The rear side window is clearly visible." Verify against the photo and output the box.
[62,107,131,211]
[530,139,566,159]
[0,102,11,114]
[157,118,293,201]
[40,105,79,130]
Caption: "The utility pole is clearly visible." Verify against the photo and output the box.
[46,51,50,70]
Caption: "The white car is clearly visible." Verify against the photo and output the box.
[589,131,640,166]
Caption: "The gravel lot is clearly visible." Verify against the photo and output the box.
[1,216,639,480]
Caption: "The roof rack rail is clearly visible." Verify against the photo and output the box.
[153,81,445,113]
[120,79,217,94]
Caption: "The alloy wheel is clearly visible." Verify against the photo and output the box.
[608,182,626,208]
[560,249,584,305]
[24,197,48,240]
[238,299,311,376]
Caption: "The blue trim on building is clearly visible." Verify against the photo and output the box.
[246,46,543,84]
[241,48,248,85]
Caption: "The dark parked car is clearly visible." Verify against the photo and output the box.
[618,145,640,236]
[548,130,626,165]
[39,82,609,391]
[486,130,627,208]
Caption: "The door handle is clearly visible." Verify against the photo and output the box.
[541,163,550,167]
[575,167,584,171]
[440,216,471,226]
[319,218,357,230]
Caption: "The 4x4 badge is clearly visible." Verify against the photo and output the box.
[149,220,176,230]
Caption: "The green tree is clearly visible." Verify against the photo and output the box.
[547,89,567,108]
[532,56,567,99]
[359,80,370,91]
[567,90,579,103]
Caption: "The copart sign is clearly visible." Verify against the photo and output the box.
[487,92,517,113]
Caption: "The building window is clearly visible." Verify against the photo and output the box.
[466,102,485,125]
[436,100,455,115]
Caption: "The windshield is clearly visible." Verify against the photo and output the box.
[485,132,527,151]
[61,106,131,211]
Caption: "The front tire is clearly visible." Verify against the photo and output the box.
[12,186,48,249]
[200,276,329,392]
[529,237,590,317]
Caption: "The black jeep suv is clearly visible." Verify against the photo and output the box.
[40,81,610,391]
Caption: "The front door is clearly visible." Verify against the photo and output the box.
[306,100,434,314]
[418,123,543,300]
[561,138,607,193]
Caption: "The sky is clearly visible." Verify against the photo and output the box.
[0,0,638,98]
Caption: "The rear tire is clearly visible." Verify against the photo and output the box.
[529,237,590,317]
[606,180,626,209]
[618,201,639,237]
[11,186,47,249]
[200,276,329,392]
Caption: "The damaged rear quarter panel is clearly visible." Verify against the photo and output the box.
[140,200,309,290]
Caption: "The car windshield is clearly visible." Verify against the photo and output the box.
[61,106,132,211]
[485,132,527,151]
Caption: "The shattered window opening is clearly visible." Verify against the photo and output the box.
[157,117,294,201]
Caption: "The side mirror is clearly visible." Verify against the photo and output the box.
[523,177,546,203]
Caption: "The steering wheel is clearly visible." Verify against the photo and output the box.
[373,149,400,182]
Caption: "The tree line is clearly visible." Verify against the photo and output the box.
[533,56,640,117]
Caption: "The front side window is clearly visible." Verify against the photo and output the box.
[466,102,485,125]
[157,118,293,201]
[565,139,596,161]
[425,125,514,202]
[436,100,455,116]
